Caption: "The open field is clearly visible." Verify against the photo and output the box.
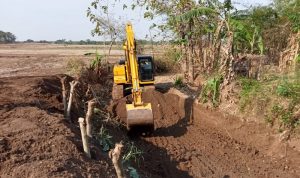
[0,43,124,77]
[0,43,300,177]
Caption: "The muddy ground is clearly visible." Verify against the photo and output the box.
[1,44,300,178]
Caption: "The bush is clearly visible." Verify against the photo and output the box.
[276,80,300,99]
[90,51,103,70]
[199,76,222,107]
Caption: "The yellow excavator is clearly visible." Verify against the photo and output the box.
[112,23,155,130]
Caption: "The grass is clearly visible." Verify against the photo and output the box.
[174,76,184,88]
[122,142,143,164]
[90,51,103,70]
[66,58,85,76]
[239,77,262,111]
[238,71,300,130]
[122,142,143,178]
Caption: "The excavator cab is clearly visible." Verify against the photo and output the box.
[138,56,154,82]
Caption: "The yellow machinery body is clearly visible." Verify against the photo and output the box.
[113,62,154,85]
[113,23,154,130]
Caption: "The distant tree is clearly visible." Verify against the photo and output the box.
[25,39,34,43]
[39,40,50,43]
[79,40,86,45]
[0,31,16,43]
[55,39,67,44]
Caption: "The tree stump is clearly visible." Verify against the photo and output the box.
[59,76,68,118]
[86,100,96,138]
[66,80,79,120]
[109,143,125,178]
[78,117,91,158]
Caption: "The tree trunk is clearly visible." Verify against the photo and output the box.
[59,76,67,118]
[107,40,114,63]
[78,117,91,158]
[109,143,125,178]
[85,100,96,138]
[66,81,79,121]
[188,42,194,82]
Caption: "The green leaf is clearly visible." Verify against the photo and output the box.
[128,167,139,178]
[176,7,218,22]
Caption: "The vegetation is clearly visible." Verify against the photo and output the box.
[200,76,222,107]
[174,76,184,88]
[122,142,143,164]
[85,0,299,131]
[89,51,104,71]
[239,78,261,111]
[66,58,86,76]
[95,125,113,152]
[0,31,16,43]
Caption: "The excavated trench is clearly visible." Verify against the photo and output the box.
[1,75,300,178]
[109,86,300,178]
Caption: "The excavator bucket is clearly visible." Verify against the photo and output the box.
[126,103,154,130]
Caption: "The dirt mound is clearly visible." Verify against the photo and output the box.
[110,89,187,129]
[0,76,115,178]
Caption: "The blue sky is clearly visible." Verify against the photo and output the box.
[0,0,272,41]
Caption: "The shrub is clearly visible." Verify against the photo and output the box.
[90,51,103,70]
[276,80,300,99]
[94,125,113,152]
[200,76,222,107]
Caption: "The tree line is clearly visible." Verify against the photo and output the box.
[21,39,157,45]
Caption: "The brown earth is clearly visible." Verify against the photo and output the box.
[0,76,115,178]
[1,75,300,178]
[109,88,300,178]
[1,44,300,178]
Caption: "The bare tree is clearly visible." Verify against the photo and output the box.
[87,0,125,62]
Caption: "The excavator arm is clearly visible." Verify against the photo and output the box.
[124,23,154,130]
[124,24,143,106]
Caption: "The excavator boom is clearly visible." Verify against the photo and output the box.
[123,23,154,130]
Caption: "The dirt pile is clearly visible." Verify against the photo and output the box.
[0,76,115,178]
[110,89,191,129]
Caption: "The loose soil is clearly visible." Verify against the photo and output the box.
[1,75,300,178]
[0,76,115,178]
[110,88,300,178]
